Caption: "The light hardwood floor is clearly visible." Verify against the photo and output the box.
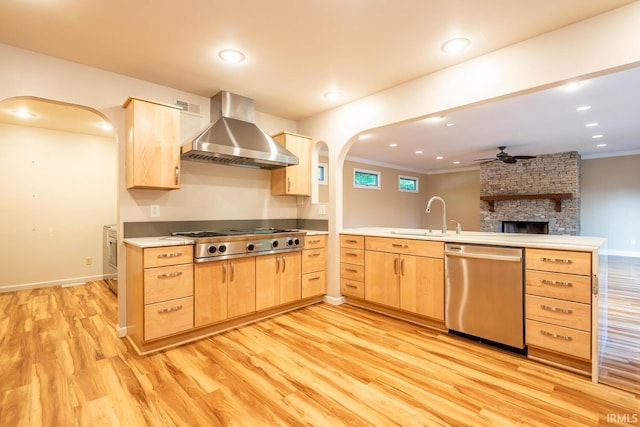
[599,256,640,394]
[1,279,639,426]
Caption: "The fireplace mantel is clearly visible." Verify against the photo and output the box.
[480,193,573,212]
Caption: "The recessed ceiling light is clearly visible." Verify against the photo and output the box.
[562,81,583,91]
[576,105,591,112]
[218,49,246,63]
[596,143,607,147]
[441,37,470,54]
[415,150,423,154]
[11,109,35,118]
[358,133,371,140]
[97,122,113,131]
[436,156,444,160]
[389,143,398,147]
[453,161,461,165]
[592,134,604,139]
[446,122,455,127]
[424,116,445,123]
[323,91,342,101]
[585,122,599,127]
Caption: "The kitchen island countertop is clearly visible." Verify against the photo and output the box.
[341,227,606,251]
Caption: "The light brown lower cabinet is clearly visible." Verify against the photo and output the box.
[256,252,302,311]
[194,257,256,327]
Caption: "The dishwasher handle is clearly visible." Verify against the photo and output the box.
[445,246,522,262]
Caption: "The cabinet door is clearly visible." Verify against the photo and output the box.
[271,132,311,196]
[256,254,280,310]
[194,261,227,327]
[279,252,302,305]
[365,251,399,307]
[400,255,444,320]
[227,257,256,318]
[125,97,181,190]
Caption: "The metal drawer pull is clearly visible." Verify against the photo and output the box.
[345,239,358,244]
[157,252,182,258]
[541,279,573,287]
[345,252,358,256]
[345,284,358,289]
[392,243,408,248]
[540,304,573,314]
[308,239,321,244]
[158,304,183,314]
[308,276,321,281]
[540,330,572,341]
[345,268,358,273]
[157,271,183,279]
[308,253,321,257]
[394,258,399,275]
[540,257,572,264]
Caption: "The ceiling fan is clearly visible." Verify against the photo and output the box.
[474,146,536,164]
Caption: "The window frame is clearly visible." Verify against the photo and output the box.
[318,162,328,185]
[353,168,381,190]
[398,175,419,193]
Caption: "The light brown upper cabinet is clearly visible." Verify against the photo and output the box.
[271,132,311,196]
[124,97,182,190]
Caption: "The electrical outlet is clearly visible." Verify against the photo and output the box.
[85,257,92,266]
[318,204,327,215]
[150,205,160,218]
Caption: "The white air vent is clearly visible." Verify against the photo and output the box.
[175,99,202,116]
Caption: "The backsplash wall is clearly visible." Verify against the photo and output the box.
[480,151,580,235]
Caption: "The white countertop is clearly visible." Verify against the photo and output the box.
[341,227,607,251]
[124,230,328,248]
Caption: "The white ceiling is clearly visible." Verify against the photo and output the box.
[0,0,638,172]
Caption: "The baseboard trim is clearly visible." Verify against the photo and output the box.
[323,295,345,305]
[116,324,128,338]
[603,249,640,258]
[0,275,103,293]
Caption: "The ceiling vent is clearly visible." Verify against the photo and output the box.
[174,99,201,116]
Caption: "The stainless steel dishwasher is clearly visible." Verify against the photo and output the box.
[444,243,525,351]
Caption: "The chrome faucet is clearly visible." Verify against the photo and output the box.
[426,196,447,234]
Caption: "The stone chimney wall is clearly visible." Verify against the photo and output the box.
[480,151,580,235]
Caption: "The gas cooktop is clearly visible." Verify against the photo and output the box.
[172,228,299,239]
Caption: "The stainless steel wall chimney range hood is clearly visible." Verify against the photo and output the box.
[181,91,299,169]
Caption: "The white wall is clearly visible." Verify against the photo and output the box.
[0,124,117,289]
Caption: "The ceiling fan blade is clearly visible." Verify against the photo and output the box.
[473,157,497,162]
[513,155,536,159]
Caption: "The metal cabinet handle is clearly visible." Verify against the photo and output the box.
[540,330,572,341]
[541,279,573,287]
[157,252,182,258]
[345,284,358,289]
[401,259,405,276]
[157,271,182,279]
[282,256,286,273]
[540,257,572,264]
[345,252,358,257]
[540,304,573,314]
[345,268,358,273]
[392,243,408,248]
[308,239,321,244]
[230,262,235,281]
[345,239,358,244]
[287,177,291,192]
[308,253,321,258]
[394,258,399,275]
[158,304,182,314]
[276,256,280,274]
[175,166,180,185]
[308,276,321,281]
[222,263,227,282]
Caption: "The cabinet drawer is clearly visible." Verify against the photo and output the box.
[340,248,365,265]
[302,271,326,298]
[526,295,590,332]
[365,237,444,258]
[340,234,364,249]
[526,248,590,276]
[144,296,193,341]
[340,262,364,281]
[526,319,590,360]
[341,278,365,299]
[144,245,193,268]
[305,234,327,249]
[302,249,326,274]
[144,264,193,304]
[526,270,591,304]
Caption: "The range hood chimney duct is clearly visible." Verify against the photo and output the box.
[181,91,298,169]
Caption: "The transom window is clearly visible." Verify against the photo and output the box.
[399,175,419,193]
[353,168,381,189]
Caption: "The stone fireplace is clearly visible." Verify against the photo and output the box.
[480,151,580,235]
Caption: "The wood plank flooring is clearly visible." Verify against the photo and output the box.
[599,256,640,394]
[1,280,639,426]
